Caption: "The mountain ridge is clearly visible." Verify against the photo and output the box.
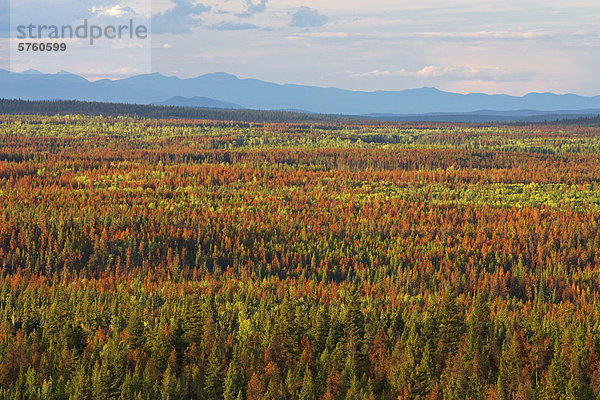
[153,96,244,109]
[0,69,598,115]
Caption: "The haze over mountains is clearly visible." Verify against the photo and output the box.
[1,69,599,117]
[153,96,244,110]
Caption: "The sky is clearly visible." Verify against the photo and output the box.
[1,0,599,95]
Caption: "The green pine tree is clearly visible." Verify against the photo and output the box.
[541,344,571,400]
[299,367,315,400]
[160,365,179,400]
[223,361,243,400]
[443,376,463,400]
[204,345,224,400]
[497,334,521,400]
[70,363,92,400]
[438,288,464,358]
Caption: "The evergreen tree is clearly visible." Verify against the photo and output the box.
[497,334,521,400]
[204,344,224,400]
[312,306,330,355]
[65,322,87,356]
[25,366,39,400]
[223,361,243,400]
[443,376,463,400]
[168,316,187,371]
[246,373,265,400]
[542,344,571,400]
[275,291,300,364]
[160,365,179,400]
[96,340,125,400]
[44,295,68,350]
[413,341,435,397]
[299,367,316,400]
[184,294,204,346]
[343,286,365,374]
[70,363,92,400]
[127,309,146,351]
[438,288,464,359]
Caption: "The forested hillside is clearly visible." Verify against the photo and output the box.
[0,100,348,123]
[0,115,599,399]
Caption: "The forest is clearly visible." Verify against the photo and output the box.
[0,114,600,399]
[0,100,352,123]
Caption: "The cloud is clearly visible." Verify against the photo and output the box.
[152,0,210,35]
[301,32,349,38]
[412,66,539,82]
[91,5,135,17]
[209,21,259,31]
[236,0,267,17]
[351,69,408,77]
[418,30,554,40]
[349,66,539,82]
[290,6,328,28]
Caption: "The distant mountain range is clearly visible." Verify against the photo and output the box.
[1,69,599,117]
[153,96,243,109]
[367,109,600,123]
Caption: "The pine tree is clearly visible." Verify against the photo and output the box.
[70,363,92,400]
[12,367,27,400]
[204,344,224,400]
[299,367,316,400]
[161,365,179,400]
[443,376,463,400]
[497,334,520,400]
[344,286,365,349]
[541,344,571,400]
[413,341,435,397]
[184,294,204,346]
[564,377,578,400]
[92,362,103,400]
[438,288,464,358]
[344,374,360,400]
[343,286,365,374]
[65,322,88,356]
[141,364,158,400]
[275,291,300,364]
[25,366,39,400]
[127,309,146,351]
[465,294,491,383]
[246,373,264,400]
[93,340,125,400]
[44,295,68,350]
[168,316,187,371]
[41,377,55,400]
[223,361,243,400]
[312,306,330,355]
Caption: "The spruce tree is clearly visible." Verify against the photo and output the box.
[275,291,300,363]
[70,363,92,400]
[438,288,464,359]
[542,344,571,400]
[161,365,179,400]
[127,309,146,351]
[204,344,224,400]
[299,367,316,400]
[343,286,365,375]
[223,361,243,400]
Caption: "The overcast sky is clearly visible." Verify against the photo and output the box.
[2,0,599,95]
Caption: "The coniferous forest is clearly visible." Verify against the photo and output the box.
[1,114,600,399]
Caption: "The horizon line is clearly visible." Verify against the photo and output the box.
[2,68,598,98]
